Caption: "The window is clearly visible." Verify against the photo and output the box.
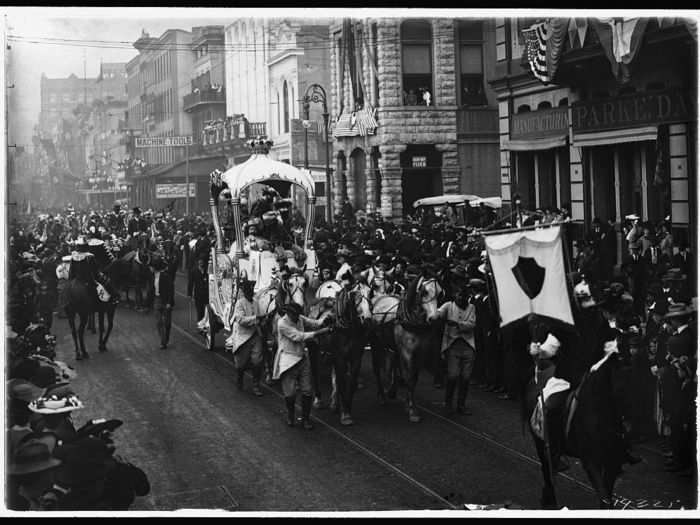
[283,80,290,133]
[458,20,486,106]
[315,181,326,197]
[401,20,433,106]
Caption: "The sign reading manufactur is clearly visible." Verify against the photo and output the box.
[155,183,196,199]
[135,136,193,148]
[510,107,568,139]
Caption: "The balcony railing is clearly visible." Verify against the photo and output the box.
[200,118,267,146]
[183,89,226,112]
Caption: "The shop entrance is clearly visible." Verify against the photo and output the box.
[400,145,443,216]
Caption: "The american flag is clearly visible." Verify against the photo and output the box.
[523,22,551,83]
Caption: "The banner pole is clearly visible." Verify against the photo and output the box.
[476,220,570,238]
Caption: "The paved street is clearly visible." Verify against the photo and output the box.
[49,273,695,512]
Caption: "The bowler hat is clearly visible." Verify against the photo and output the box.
[54,436,111,484]
[9,434,61,476]
[468,278,487,290]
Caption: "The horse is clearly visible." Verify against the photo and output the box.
[369,276,444,422]
[523,313,627,509]
[61,253,99,361]
[326,281,373,425]
[253,272,308,384]
[110,248,154,311]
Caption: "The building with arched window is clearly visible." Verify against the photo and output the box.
[329,18,501,220]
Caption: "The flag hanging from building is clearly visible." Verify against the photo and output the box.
[523,22,551,83]
[484,225,574,327]
[523,19,568,85]
[590,18,649,83]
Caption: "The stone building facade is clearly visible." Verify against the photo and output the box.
[329,18,500,222]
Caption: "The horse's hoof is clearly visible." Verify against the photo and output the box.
[75,354,83,361]
[340,413,354,426]
[82,352,90,359]
[378,395,387,406]
[408,411,421,423]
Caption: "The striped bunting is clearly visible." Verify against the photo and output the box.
[332,105,378,138]
[523,21,551,84]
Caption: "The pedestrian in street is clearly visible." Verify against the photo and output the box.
[429,282,477,415]
[188,256,209,323]
[151,256,174,349]
[273,302,333,429]
[229,277,265,396]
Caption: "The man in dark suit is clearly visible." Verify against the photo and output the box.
[621,243,650,316]
[658,303,696,473]
[187,257,209,322]
[151,257,175,349]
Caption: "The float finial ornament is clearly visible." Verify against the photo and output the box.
[248,136,273,155]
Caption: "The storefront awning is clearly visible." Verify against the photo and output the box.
[572,126,658,148]
[502,135,568,151]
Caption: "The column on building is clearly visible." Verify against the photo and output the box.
[378,144,402,220]
[497,99,512,205]
[669,123,690,230]
[333,151,347,216]
[346,152,356,209]
[436,143,459,195]
[365,151,377,214]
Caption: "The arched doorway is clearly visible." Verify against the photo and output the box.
[351,148,367,212]
[400,144,443,216]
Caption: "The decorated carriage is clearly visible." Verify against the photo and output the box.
[200,137,318,350]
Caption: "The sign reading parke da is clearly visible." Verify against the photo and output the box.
[156,183,196,199]
[135,136,193,148]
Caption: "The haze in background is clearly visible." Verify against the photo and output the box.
[4,7,272,146]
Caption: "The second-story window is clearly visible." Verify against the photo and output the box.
[458,20,486,107]
[401,20,433,106]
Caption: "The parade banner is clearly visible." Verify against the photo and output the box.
[484,225,574,327]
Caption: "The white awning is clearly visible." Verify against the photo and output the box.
[502,136,568,151]
[572,126,658,148]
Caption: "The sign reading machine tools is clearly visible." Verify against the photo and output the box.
[135,136,194,148]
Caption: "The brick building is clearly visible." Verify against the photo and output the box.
[329,18,500,221]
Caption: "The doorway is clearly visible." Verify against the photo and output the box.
[400,145,443,216]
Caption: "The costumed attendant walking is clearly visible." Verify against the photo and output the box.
[229,277,266,397]
[273,303,333,429]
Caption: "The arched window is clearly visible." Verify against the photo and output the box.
[517,104,531,114]
[283,80,290,133]
[537,101,552,110]
[401,20,433,106]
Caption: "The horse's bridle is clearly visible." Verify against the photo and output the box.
[417,277,443,305]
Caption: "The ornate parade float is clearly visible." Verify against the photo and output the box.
[201,137,318,350]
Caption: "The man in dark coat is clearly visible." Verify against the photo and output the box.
[187,257,209,322]
[151,257,175,349]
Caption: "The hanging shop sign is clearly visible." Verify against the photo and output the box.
[510,106,569,140]
[571,89,694,133]
[155,183,196,199]
[135,136,193,148]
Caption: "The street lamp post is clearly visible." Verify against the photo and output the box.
[302,83,332,224]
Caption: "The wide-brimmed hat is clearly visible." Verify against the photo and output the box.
[664,302,694,320]
[29,392,84,415]
[9,434,61,476]
[8,378,46,404]
[283,303,303,316]
[76,418,124,439]
[468,278,487,291]
[662,268,685,281]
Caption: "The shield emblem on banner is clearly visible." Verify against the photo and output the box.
[511,256,545,299]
